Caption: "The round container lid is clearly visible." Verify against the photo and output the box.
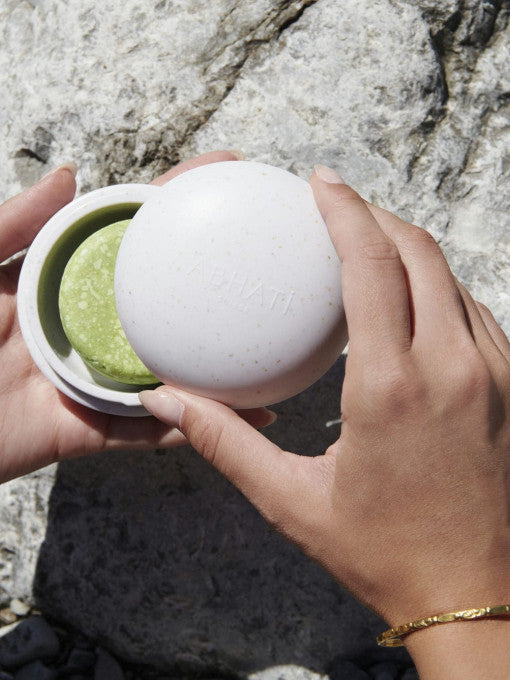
[115,161,347,408]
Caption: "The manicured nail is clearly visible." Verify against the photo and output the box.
[314,164,345,184]
[228,149,246,160]
[139,388,185,428]
[41,162,78,181]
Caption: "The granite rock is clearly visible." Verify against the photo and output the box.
[248,666,328,680]
[7,603,30,620]
[0,468,55,605]
[0,0,508,676]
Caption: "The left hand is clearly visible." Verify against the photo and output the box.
[0,151,273,484]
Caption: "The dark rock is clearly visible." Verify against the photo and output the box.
[329,660,371,680]
[72,636,94,651]
[400,669,419,680]
[14,660,56,680]
[65,648,96,672]
[0,618,59,669]
[368,662,399,680]
[94,648,124,680]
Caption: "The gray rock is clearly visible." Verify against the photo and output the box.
[0,617,59,669]
[32,399,413,674]
[66,647,96,671]
[368,662,399,680]
[329,659,370,680]
[0,612,16,627]
[0,0,508,676]
[192,0,510,333]
[249,667,327,680]
[400,670,419,680]
[72,635,94,651]
[94,648,124,680]
[8,602,30,619]
[14,661,56,680]
[0,466,56,605]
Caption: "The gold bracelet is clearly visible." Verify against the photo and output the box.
[377,604,510,647]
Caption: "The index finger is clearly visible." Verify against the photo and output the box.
[150,150,243,186]
[310,166,411,359]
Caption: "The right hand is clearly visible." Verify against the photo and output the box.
[141,165,510,674]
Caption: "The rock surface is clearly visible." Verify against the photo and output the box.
[0,617,59,669]
[0,0,509,677]
[94,648,125,680]
[14,660,56,680]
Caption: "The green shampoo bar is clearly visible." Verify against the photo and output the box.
[58,220,157,385]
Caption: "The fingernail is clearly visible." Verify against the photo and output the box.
[41,162,78,181]
[228,149,246,160]
[265,410,277,427]
[314,164,345,184]
[139,388,185,428]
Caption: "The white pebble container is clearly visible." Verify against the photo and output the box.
[18,162,347,415]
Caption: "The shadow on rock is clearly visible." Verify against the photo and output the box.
[33,356,410,674]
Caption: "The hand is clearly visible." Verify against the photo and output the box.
[140,165,510,678]
[0,151,273,484]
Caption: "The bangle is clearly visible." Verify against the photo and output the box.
[377,604,510,647]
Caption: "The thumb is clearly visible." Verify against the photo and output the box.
[139,386,301,525]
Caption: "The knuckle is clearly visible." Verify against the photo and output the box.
[455,356,492,395]
[324,186,364,220]
[434,348,492,406]
[401,226,440,253]
[358,358,422,416]
[359,238,400,262]
[371,372,421,413]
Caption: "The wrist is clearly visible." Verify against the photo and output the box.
[377,561,510,628]
[404,617,510,680]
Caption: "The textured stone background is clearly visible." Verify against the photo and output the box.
[0,0,509,677]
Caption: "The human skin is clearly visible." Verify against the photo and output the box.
[0,150,274,484]
[140,165,510,679]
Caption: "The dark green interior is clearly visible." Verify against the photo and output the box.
[37,202,157,392]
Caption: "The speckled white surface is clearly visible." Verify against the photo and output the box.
[116,162,347,407]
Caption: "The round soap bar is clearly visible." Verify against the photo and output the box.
[59,220,157,385]
[115,161,347,407]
